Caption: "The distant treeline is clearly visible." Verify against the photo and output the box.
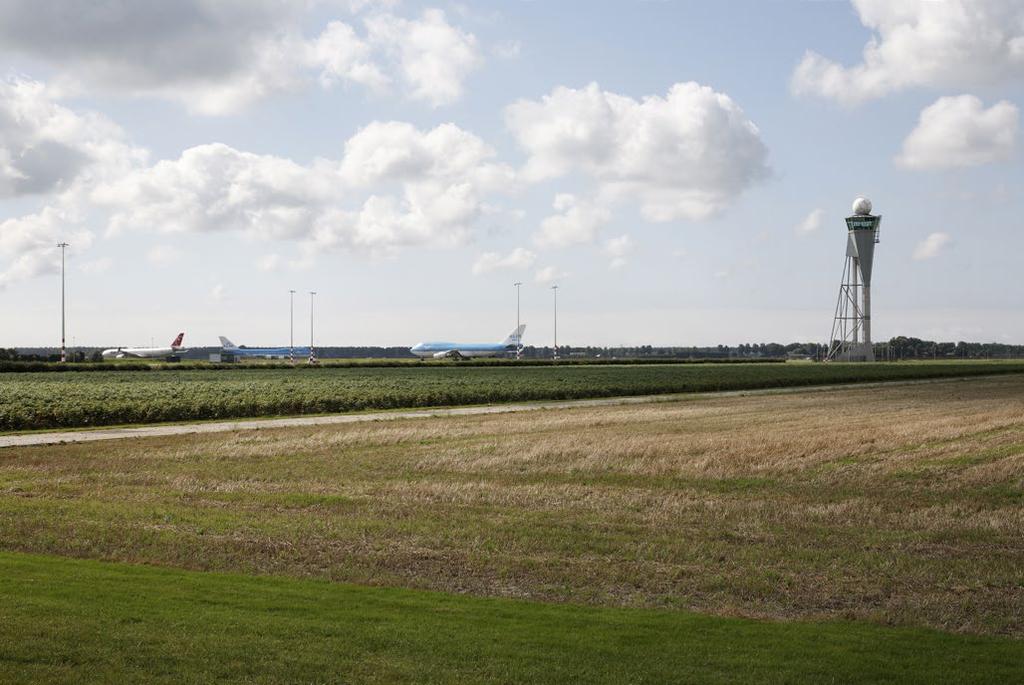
[0,343,820,361]
[879,337,1024,360]
[1,347,418,362]
[0,357,786,374]
[4,337,1024,365]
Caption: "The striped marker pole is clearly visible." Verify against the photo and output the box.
[308,291,317,365]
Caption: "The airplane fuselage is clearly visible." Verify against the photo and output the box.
[224,346,312,359]
[101,346,181,359]
[103,333,185,360]
[410,342,513,359]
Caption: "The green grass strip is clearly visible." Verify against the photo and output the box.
[0,552,1021,684]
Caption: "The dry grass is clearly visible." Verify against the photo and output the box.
[1,375,1023,636]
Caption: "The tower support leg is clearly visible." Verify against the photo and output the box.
[863,284,871,349]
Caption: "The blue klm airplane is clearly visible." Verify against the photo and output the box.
[410,325,526,359]
[218,336,311,359]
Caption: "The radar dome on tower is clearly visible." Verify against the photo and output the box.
[852,197,873,216]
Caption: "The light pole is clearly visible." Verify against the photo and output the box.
[514,281,522,359]
[551,284,558,360]
[308,291,317,364]
[57,242,69,363]
[289,289,296,365]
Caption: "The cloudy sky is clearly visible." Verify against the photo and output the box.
[1,0,1022,348]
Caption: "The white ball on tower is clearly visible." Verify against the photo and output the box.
[852,196,873,216]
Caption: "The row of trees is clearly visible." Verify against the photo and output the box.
[0,349,101,363]
[515,343,824,359]
[5,338,1024,362]
[880,337,1024,360]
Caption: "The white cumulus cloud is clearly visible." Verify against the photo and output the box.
[534,265,567,285]
[796,208,824,234]
[0,78,144,198]
[316,122,514,251]
[365,9,482,107]
[896,95,1018,170]
[913,232,953,261]
[0,2,483,114]
[339,121,511,188]
[0,206,93,287]
[92,120,514,254]
[472,247,536,275]
[0,79,142,287]
[0,77,519,284]
[311,20,390,92]
[792,0,1024,105]
[603,234,634,270]
[94,143,339,239]
[534,194,611,248]
[506,82,769,222]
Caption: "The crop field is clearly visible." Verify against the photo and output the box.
[1,375,1023,682]
[1,359,1023,432]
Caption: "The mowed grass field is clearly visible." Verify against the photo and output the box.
[2,359,1024,431]
[2,553,1022,684]
[1,375,1023,682]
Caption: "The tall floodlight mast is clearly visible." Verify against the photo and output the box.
[289,289,296,365]
[551,284,559,360]
[57,242,69,363]
[514,281,523,359]
[827,197,882,362]
[308,291,317,365]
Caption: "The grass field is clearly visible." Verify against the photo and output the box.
[2,375,1022,681]
[2,552,1022,684]
[1,359,1023,431]
[2,376,1022,630]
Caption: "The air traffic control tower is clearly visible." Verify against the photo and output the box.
[827,197,881,362]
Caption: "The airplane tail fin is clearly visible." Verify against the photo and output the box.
[171,332,184,348]
[218,336,236,349]
[502,324,526,347]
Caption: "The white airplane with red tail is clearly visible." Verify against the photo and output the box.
[102,333,186,359]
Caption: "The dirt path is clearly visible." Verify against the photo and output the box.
[0,375,1013,449]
